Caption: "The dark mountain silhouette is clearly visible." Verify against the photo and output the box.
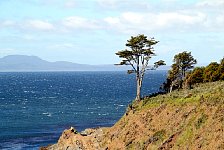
[0,55,125,71]
[0,55,170,71]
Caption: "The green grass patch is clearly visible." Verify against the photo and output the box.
[151,129,166,144]
[140,81,224,110]
[195,113,208,129]
[176,126,194,147]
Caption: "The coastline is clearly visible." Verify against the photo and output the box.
[40,81,224,149]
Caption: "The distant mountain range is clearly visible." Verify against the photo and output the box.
[0,55,170,72]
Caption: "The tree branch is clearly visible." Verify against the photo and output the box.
[127,58,137,73]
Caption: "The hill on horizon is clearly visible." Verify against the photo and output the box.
[0,55,170,72]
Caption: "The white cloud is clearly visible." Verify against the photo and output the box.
[97,0,151,11]
[23,20,55,31]
[104,11,208,34]
[161,0,177,2]
[48,43,77,50]
[97,0,122,8]
[104,17,120,24]
[216,14,224,25]
[121,12,144,24]
[22,34,35,40]
[64,0,76,8]
[61,16,100,30]
[196,0,224,7]
[1,20,15,26]
[155,12,206,26]
[0,20,15,28]
[1,1,224,35]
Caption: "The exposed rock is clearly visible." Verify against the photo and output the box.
[41,128,106,150]
[80,128,95,136]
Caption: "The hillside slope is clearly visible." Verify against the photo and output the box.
[41,81,224,150]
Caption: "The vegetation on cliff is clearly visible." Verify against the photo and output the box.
[103,81,224,149]
[186,57,224,85]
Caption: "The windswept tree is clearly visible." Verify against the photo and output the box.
[115,34,165,101]
[173,51,197,80]
[203,62,220,82]
[167,63,182,92]
[166,51,197,92]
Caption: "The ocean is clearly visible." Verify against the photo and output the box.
[0,71,167,150]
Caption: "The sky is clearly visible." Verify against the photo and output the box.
[0,0,224,65]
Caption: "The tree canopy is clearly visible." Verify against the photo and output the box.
[173,51,197,79]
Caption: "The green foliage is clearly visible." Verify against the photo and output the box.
[203,62,220,82]
[143,81,224,109]
[168,63,181,82]
[187,67,205,84]
[220,73,224,80]
[195,113,208,129]
[115,34,158,68]
[154,60,166,68]
[176,126,193,146]
[153,130,166,140]
[173,51,197,78]
[151,129,166,144]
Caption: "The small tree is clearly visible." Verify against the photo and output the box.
[165,51,197,92]
[187,67,205,84]
[115,34,165,101]
[173,51,197,80]
[167,63,182,92]
[203,62,220,82]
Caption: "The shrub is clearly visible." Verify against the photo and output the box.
[195,113,208,129]
[189,67,205,84]
[203,62,220,82]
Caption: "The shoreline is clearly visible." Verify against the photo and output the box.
[40,81,224,149]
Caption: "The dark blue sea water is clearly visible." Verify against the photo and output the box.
[0,71,167,150]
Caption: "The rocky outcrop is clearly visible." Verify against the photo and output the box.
[40,127,106,150]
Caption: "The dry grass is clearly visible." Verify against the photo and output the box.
[103,81,224,149]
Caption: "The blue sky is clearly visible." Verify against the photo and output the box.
[0,0,223,65]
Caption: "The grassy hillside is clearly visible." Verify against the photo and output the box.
[102,81,224,149]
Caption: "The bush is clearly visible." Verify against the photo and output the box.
[203,62,220,82]
[161,57,224,93]
[187,67,205,84]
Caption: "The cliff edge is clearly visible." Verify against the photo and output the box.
[41,81,224,150]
